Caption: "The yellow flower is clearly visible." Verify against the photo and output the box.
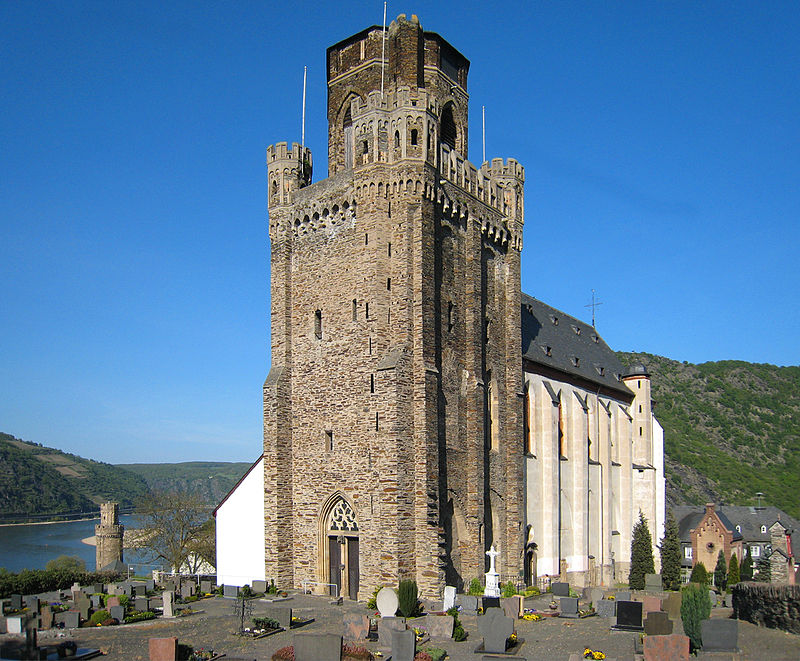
[593,653,605,660]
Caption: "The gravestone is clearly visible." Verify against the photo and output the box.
[390,628,416,661]
[70,584,81,598]
[200,580,212,594]
[709,590,718,607]
[108,605,124,622]
[455,594,478,613]
[23,595,39,612]
[180,583,194,599]
[613,600,643,631]
[40,591,61,604]
[73,596,90,621]
[377,617,406,647]
[481,596,500,610]
[10,595,22,611]
[90,595,103,609]
[723,593,733,608]
[293,632,342,661]
[643,633,689,661]
[478,607,513,654]
[425,614,454,638]
[551,582,570,597]
[443,586,456,611]
[40,605,53,630]
[342,612,370,640]
[162,591,175,618]
[5,615,24,634]
[615,590,631,601]
[135,597,149,612]
[645,573,663,592]
[145,579,156,592]
[251,580,267,593]
[642,595,662,614]
[559,597,579,618]
[86,584,103,595]
[663,592,682,621]
[501,595,523,619]
[54,611,79,629]
[376,587,399,618]
[107,596,120,608]
[701,619,739,652]
[590,588,605,606]
[596,599,616,618]
[148,636,177,661]
[266,607,292,630]
[644,611,673,636]
[223,585,239,598]
[150,596,163,609]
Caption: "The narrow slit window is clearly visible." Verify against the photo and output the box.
[365,302,370,319]
[365,233,369,245]
[639,426,643,436]
[375,412,379,431]
[352,299,357,321]
[394,130,400,148]
[325,430,333,452]
[388,242,392,256]
[448,301,454,331]
[314,309,322,339]
[370,374,375,393]
[387,278,391,290]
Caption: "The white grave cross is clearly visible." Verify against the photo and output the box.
[484,545,501,597]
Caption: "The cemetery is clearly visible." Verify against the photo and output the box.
[3,568,798,660]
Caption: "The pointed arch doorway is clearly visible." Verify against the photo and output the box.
[321,495,360,600]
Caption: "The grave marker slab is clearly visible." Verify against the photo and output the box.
[342,613,370,640]
[663,592,682,621]
[455,594,478,612]
[200,580,212,594]
[645,573,663,591]
[6,615,24,634]
[723,593,733,608]
[644,611,673,636]
[150,597,163,609]
[615,590,631,601]
[10,595,22,611]
[590,588,605,607]
[54,611,79,629]
[643,633,689,661]
[90,595,104,609]
[709,590,718,607]
[180,583,194,599]
[481,595,500,610]
[23,595,39,612]
[148,636,177,661]
[145,579,156,592]
[106,596,120,608]
[135,597,149,612]
[162,591,175,618]
[613,600,643,631]
[559,597,579,618]
[376,587,399,618]
[377,617,406,647]
[391,628,416,661]
[293,632,342,661]
[109,605,125,622]
[425,614,454,638]
[701,619,739,652]
[551,582,570,597]
[596,599,616,618]
[251,580,267,593]
[223,585,239,598]
[265,607,292,630]
[478,607,513,654]
[642,595,662,614]
[443,586,456,611]
[40,606,53,630]
[501,595,522,619]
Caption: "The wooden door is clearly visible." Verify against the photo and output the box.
[347,536,359,600]
[329,536,341,597]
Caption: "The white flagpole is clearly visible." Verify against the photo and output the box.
[482,105,486,163]
[380,2,387,97]
[301,66,307,150]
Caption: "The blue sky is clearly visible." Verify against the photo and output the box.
[1,1,798,464]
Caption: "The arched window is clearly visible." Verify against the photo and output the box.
[343,105,353,169]
[441,103,457,149]
[410,128,418,146]
[328,498,358,531]
[394,130,400,148]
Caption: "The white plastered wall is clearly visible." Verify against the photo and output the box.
[215,457,266,587]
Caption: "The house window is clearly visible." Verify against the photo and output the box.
[751,545,761,558]
[684,547,693,560]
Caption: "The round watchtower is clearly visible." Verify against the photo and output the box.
[267,142,312,211]
[95,502,124,571]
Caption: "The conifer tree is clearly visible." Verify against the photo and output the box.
[755,557,771,582]
[714,550,727,591]
[727,551,740,587]
[689,561,709,585]
[660,510,681,590]
[629,511,655,590]
[740,547,754,581]
[681,582,712,653]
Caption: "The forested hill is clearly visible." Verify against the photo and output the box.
[617,353,800,519]
[0,432,149,523]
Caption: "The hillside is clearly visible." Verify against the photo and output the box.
[116,461,253,505]
[0,432,150,523]
[617,353,800,519]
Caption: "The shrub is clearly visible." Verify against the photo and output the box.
[468,577,483,596]
[89,610,111,626]
[447,606,467,641]
[689,561,709,585]
[727,552,740,588]
[240,585,253,598]
[523,586,540,597]
[342,643,373,660]
[124,611,156,624]
[267,579,278,594]
[714,550,727,591]
[397,580,419,618]
[366,585,382,610]
[414,653,432,661]
[681,583,711,653]
[501,582,517,597]
[45,555,86,573]
[740,547,754,581]
[424,649,447,661]
[252,616,281,630]
[272,646,295,661]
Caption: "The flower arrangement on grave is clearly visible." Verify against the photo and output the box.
[412,626,428,642]
[342,643,374,660]
[250,616,281,633]
[506,632,518,649]
[476,606,484,615]
[549,600,558,610]
[583,648,606,660]
[422,649,447,661]
[271,646,294,661]
[522,610,541,621]
[187,649,216,661]
[413,653,433,661]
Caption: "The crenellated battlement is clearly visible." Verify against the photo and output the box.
[267,142,313,210]
[481,157,525,181]
[267,141,312,164]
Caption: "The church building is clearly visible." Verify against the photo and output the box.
[214,14,665,598]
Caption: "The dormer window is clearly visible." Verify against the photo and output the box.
[571,356,580,367]
[549,315,559,326]
[571,324,581,335]
[595,366,605,376]
[736,525,741,533]
[591,334,599,344]
[761,525,767,534]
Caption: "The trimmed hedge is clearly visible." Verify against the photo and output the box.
[0,568,125,599]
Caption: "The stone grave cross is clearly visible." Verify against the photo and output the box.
[484,545,501,597]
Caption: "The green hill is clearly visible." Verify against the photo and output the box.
[116,461,253,505]
[618,353,800,519]
[0,432,150,522]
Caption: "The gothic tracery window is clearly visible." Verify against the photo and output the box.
[328,499,358,531]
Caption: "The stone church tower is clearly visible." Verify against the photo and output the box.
[95,502,124,571]
[264,14,525,598]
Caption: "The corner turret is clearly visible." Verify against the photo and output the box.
[267,142,313,211]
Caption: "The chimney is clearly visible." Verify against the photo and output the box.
[705,503,715,515]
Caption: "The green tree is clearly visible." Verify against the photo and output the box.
[689,561,709,585]
[133,490,213,573]
[45,555,86,573]
[660,510,681,590]
[629,511,655,590]
[681,582,712,653]
[740,547,753,581]
[727,551,740,588]
[714,550,727,591]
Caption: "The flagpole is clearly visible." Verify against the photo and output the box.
[301,65,307,150]
[380,2,387,97]
[482,105,486,163]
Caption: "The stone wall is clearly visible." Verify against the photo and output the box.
[732,582,800,634]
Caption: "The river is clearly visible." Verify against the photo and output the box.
[0,516,155,574]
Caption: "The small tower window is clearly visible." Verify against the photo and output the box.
[410,128,418,145]
[441,103,456,149]
[394,130,400,148]
[448,301,454,331]
[352,299,357,321]
[387,278,391,291]
[362,140,369,155]
[388,242,392,257]
[325,430,334,452]
[370,374,375,393]
[314,309,322,339]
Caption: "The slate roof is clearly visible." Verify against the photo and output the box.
[672,505,799,550]
[521,293,633,399]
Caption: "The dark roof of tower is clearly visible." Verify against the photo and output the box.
[521,293,632,399]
